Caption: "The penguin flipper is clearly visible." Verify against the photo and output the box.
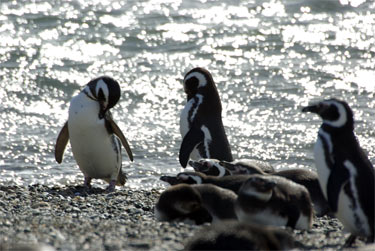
[327,165,350,213]
[55,121,69,164]
[179,127,204,168]
[108,118,134,162]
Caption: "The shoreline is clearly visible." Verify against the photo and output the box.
[0,184,371,250]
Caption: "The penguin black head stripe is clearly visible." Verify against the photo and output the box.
[84,76,121,119]
[183,67,218,101]
[302,98,354,130]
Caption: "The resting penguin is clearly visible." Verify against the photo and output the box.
[189,158,274,176]
[303,98,375,245]
[54,76,133,192]
[160,171,251,193]
[188,159,232,176]
[235,174,314,230]
[155,183,237,223]
[179,67,233,168]
[275,168,330,217]
[189,159,330,216]
[219,159,275,174]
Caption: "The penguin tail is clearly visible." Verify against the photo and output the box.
[116,170,127,186]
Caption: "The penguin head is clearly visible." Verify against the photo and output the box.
[189,159,229,177]
[183,67,218,100]
[176,172,204,184]
[219,160,264,175]
[240,175,276,201]
[155,184,203,221]
[83,76,121,119]
[160,172,204,185]
[302,98,354,129]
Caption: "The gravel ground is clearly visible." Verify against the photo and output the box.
[0,184,371,250]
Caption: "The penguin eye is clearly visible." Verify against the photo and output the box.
[184,77,199,94]
[321,104,340,121]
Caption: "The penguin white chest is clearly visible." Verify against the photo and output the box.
[68,94,120,179]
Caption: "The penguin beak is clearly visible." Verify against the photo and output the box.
[302,103,329,116]
[98,100,106,119]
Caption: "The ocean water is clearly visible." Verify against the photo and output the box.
[1,0,374,189]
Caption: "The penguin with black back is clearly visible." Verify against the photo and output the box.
[179,68,233,168]
[55,76,133,192]
[302,98,374,245]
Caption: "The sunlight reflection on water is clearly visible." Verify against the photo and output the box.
[0,0,374,189]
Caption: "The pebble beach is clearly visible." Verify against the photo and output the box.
[0,184,372,250]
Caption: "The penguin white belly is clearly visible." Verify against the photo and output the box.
[68,94,120,180]
[313,133,331,199]
[336,161,370,236]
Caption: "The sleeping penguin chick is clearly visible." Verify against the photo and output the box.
[185,220,296,250]
[155,183,237,224]
[54,76,133,192]
[235,174,314,230]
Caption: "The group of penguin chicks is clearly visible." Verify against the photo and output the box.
[55,67,374,250]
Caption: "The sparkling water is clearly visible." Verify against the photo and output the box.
[1,0,374,189]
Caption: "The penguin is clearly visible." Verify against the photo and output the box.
[302,98,375,245]
[54,76,133,192]
[188,159,232,177]
[179,67,233,168]
[189,159,330,216]
[275,168,331,217]
[160,171,251,193]
[235,174,313,230]
[155,183,238,223]
[219,159,275,175]
[185,220,296,250]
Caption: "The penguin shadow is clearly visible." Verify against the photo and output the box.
[46,185,110,197]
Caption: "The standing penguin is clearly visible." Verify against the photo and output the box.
[302,98,374,245]
[179,68,233,168]
[55,76,133,192]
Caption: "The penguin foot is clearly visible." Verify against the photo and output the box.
[343,234,356,248]
[84,177,92,189]
[106,180,116,193]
